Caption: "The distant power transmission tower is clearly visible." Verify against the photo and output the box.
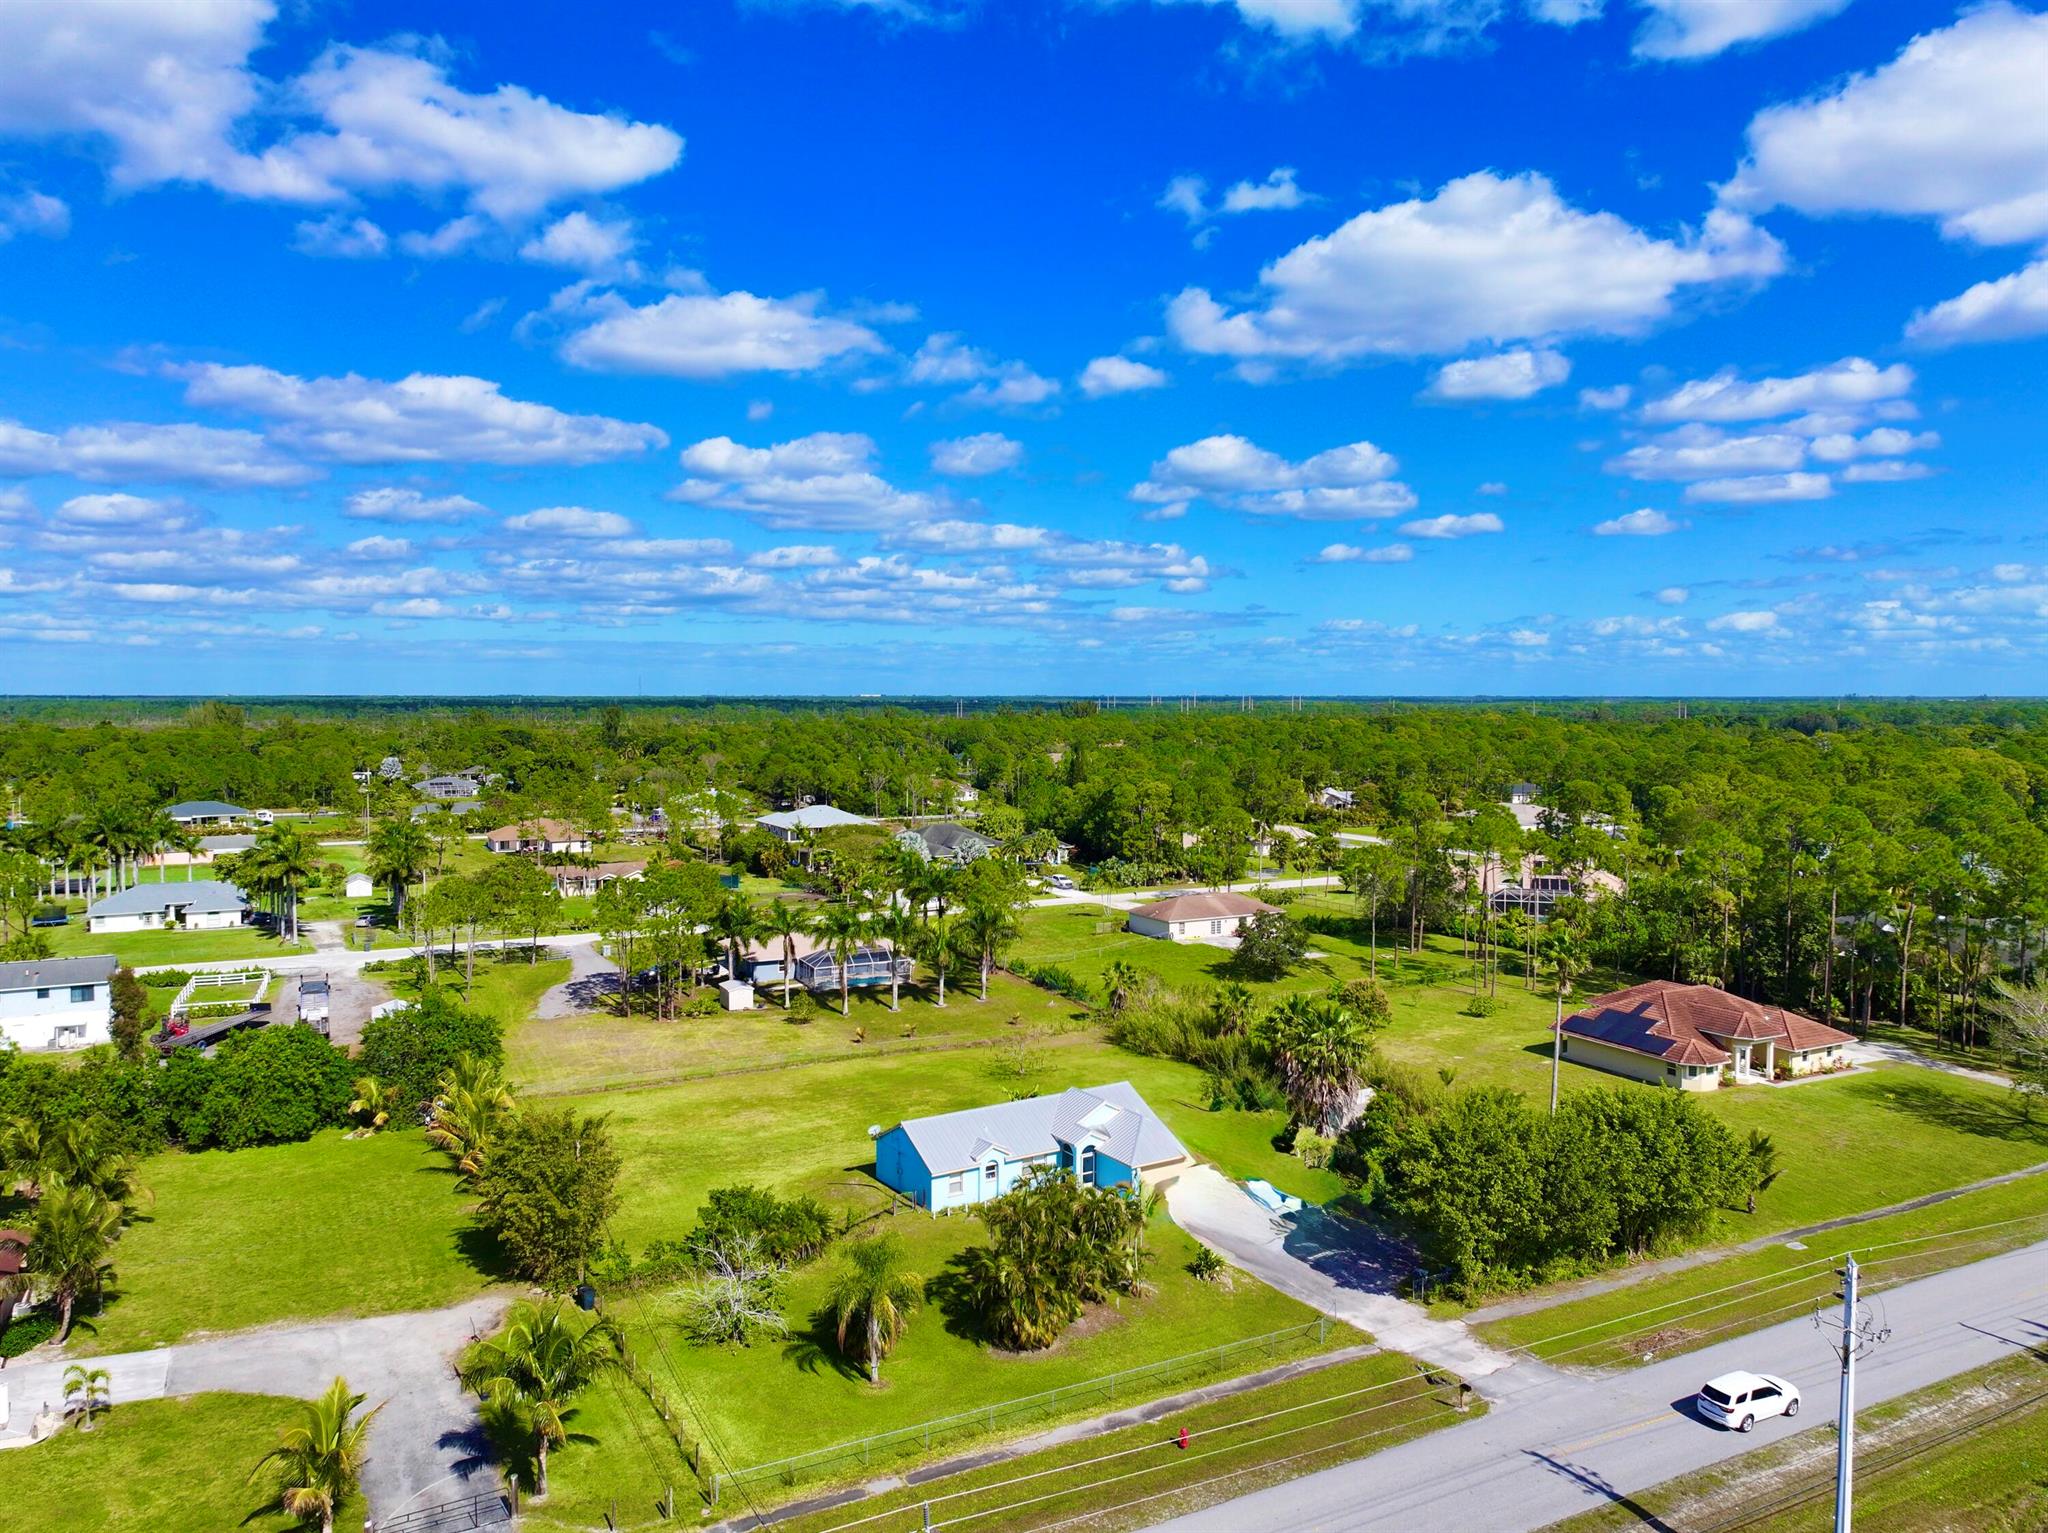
[1814,1254,1890,1532]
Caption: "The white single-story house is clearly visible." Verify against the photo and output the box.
[167,799,247,825]
[484,819,592,855]
[1127,891,1278,943]
[1317,787,1356,810]
[894,823,995,864]
[0,955,117,1051]
[543,859,647,896]
[1558,980,1857,1091]
[86,880,249,934]
[1508,781,1540,805]
[757,804,875,841]
[874,1082,1189,1212]
[344,872,376,899]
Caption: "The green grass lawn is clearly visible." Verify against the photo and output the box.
[510,968,1092,1096]
[386,950,570,1029]
[1476,1168,2048,1368]
[522,1034,1362,1513]
[41,920,312,967]
[0,1393,363,1533]
[534,1346,1458,1533]
[76,1128,498,1355]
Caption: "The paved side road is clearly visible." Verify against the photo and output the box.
[1,1295,510,1520]
[1147,1239,2048,1533]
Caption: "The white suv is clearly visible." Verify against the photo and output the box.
[1697,1370,1801,1432]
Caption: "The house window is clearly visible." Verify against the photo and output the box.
[71,985,95,1003]
[1078,1145,1096,1187]
[1665,1064,1676,1076]
[1211,920,1223,935]
[35,987,49,999]
[985,1161,1001,1188]
[948,1176,965,1197]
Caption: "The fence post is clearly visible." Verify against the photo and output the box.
[709,1471,720,1507]
[1318,1315,1329,1343]
[665,1485,675,1521]
[923,1501,933,1531]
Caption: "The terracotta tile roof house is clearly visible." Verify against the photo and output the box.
[1127,891,1278,943]
[484,819,592,855]
[1559,980,1856,1091]
[543,859,647,896]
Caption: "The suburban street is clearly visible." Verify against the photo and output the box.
[1148,1238,2048,1532]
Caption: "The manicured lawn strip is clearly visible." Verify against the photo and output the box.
[42,920,313,966]
[509,971,1093,1098]
[565,1037,1327,1246]
[1694,1066,2048,1241]
[389,952,570,1029]
[1476,1172,2048,1369]
[539,1235,1364,1530]
[0,1392,363,1533]
[1543,1351,2048,1533]
[757,1351,1475,1533]
[77,1128,496,1355]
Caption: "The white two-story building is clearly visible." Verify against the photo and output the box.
[0,955,117,1052]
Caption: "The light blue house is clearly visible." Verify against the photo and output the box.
[872,1083,1190,1213]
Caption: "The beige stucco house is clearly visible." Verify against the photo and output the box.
[1558,980,1856,1091]
[1126,891,1278,943]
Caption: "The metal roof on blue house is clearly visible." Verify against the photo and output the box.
[86,879,249,918]
[886,1083,1186,1176]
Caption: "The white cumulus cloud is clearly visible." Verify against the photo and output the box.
[560,290,885,379]
[343,488,488,523]
[1592,508,1684,536]
[1632,0,1851,61]
[1907,259,2048,347]
[503,506,636,538]
[0,418,313,487]
[670,432,945,531]
[930,433,1024,476]
[1079,356,1170,397]
[1641,357,1914,424]
[1426,348,1571,401]
[1132,433,1415,520]
[1399,512,1503,539]
[170,361,667,465]
[1168,171,1782,368]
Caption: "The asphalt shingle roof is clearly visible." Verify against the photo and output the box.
[0,954,118,992]
[759,804,874,832]
[168,800,246,819]
[87,879,248,918]
[889,1082,1186,1176]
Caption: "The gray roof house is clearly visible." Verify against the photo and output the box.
[757,804,875,840]
[167,800,247,824]
[894,823,995,864]
[87,879,249,933]
[874,1082,1189,1211]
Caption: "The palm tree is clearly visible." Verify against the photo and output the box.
[1539,922,1583,1115]
[814,904,870,1018]
[2,1185,121,1340]
[1101,960,1143,1018]
[760,901,813,1009]
[38,1119,148,1209]
[1259,994,1376,1135]
[63,1364,111,1430]
[367,817,432,918]
[249,1376,379,1533]
[918,912,961,1008]
[461,1298,618,1500]
[710,895,766,984]
[826,1233,923,1385]
[348,1076,399,1136]
[427,1055,517,1182]
[959,899,1020,1002]
[245,823,319,939]
[870,902,916,1013]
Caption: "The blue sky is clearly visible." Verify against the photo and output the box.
[0,0,2044,696]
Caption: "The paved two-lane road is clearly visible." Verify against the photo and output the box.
[1151,1239,2048,1532]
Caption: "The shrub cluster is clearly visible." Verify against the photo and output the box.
[1343,1067,1764,1297]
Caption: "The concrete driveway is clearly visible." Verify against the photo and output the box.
[1163,1164,1530,1393]
[535,939,621,1019]
[0,1295,511,1520]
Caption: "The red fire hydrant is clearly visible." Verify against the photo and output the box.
[1177,1426,1190,1451]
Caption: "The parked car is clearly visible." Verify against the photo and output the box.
[1045,873,1077,891]
[1697,1371,1800,1432]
